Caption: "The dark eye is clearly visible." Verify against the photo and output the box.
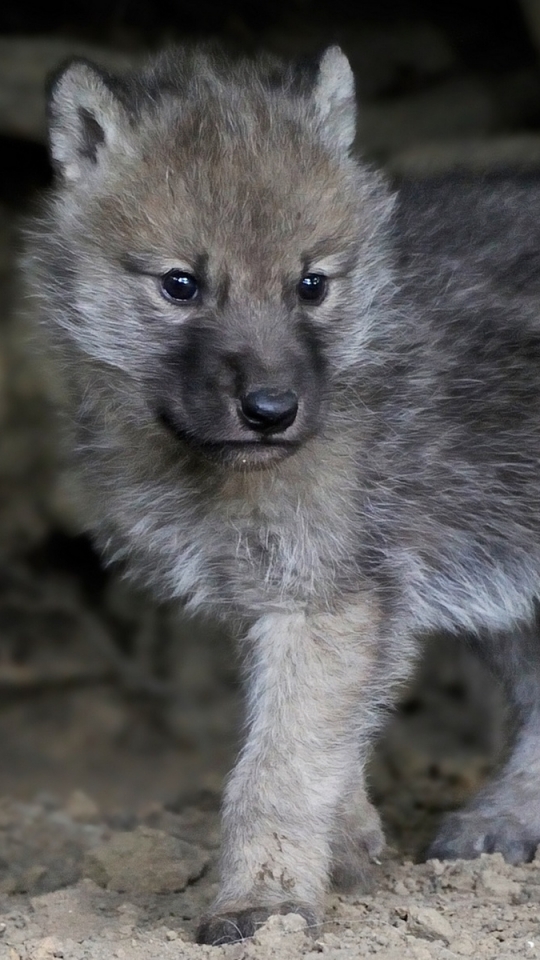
[161,269,199,302]
[298,273,327,304]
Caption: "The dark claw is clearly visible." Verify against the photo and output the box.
[196,903,318,945]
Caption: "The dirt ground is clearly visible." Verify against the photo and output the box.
[0,636,532,960]
[0,609,533,960]
[0,150,538,959]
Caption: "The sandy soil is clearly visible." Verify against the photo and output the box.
[1,794,540,960]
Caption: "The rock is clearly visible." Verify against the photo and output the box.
[64,791,100,824]
[407,906,454,943]
[409,944,433,960]
[252,912,310,948]
[27,937,64,960]
[477,868,522,899]
[449,936,475,956]
[393,879,409,896]
[83,826,209,894]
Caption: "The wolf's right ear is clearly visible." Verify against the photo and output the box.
[47,60,128,182]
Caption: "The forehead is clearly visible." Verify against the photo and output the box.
[97,93,360,269]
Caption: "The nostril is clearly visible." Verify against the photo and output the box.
[240,389,298,433]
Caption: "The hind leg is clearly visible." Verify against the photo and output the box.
[429,613,540,864]
[330,771,384,890]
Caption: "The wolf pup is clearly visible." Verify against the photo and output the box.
[27,43,540,943]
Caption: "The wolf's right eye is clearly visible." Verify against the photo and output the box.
[161,270,199,302]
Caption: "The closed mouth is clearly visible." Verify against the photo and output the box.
[201,439,301,449]
[157,409,301,454]
[215,441,301,472]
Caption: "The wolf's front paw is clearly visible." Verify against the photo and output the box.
[428,811,540,864]
[196,902,319,945]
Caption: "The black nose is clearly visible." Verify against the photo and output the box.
[240,389,298,433]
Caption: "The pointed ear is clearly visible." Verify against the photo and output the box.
[47,59,128,182]
[313,46,356,153]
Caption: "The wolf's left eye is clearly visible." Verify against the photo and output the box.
[298,273,327,304]
[161,270,199,302]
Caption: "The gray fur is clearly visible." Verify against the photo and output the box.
[24,43,540,943]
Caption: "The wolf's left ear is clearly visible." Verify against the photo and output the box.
[47,59,128,182]
[313,46,356,153]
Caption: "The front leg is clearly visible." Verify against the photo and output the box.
[197,601,382,945]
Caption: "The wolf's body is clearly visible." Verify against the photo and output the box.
[26,44,540,943]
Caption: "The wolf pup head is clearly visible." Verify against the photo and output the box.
[42,46,394,470]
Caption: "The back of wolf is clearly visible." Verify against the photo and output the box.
[398,173,540,320]
[359,173,540,642]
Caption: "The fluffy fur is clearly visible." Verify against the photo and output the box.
[25,42,540,944]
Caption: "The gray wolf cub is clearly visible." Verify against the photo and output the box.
[27,42,540,943]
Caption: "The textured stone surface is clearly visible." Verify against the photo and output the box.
[84,827,209,894]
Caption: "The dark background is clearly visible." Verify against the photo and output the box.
[4,0,540,203]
